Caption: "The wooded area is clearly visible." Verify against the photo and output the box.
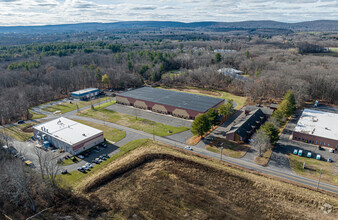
[0,31,337,124]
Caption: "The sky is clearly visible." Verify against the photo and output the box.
[0,0,337,26]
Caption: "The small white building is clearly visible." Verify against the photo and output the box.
[33,117,104,155]
[71,88,100,101]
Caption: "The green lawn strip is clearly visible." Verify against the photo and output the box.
[2,122,36,141]
[155,86,247,110]
[287,154,338,185]
[29,109,46,119]
[42,97,111,113]
[78,101,189,137]
[60,156,82,165]
[206,138,249,158]
[73,119,126,142]
[58,139,150,188]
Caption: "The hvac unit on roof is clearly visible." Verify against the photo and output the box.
[312,117,318,122]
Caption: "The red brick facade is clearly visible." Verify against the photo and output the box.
[116,95,223,119]
[292,131,338,149]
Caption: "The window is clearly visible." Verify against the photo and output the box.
[328,144,330,147]
[319,142,321,145]
[323,143,326,146]
[316,141,318,144]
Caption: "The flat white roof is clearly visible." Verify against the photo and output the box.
[294,109,338,141]
[33,117,103,146]
[71,88,99,95]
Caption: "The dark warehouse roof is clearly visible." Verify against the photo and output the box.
[117,87,225,112]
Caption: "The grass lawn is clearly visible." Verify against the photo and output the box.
[73,119,126,142]
[29,109,46,120]
[42,97,111,113]
[161,70,181,79]
[254,149,273,166]
[58,139,150,188]
[78,100,189,137]
[60,156,82,165]
[1,122,38,141]
[329,47,338,53]
[206,137,250,158]
[287,154,338,185]
[155,86,247,110]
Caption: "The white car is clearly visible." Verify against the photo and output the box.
[77,155,84,159]
[85,163,93,168]
[185,146,193,151]
[329,148,334,153]
[82,165,90,171]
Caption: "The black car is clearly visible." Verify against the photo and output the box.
[103,154,110,158]
[17,120,25,124]
[61,169,68,174]
[77,167,85,173]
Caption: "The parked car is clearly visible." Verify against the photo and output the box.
[77,167,85,172]
[298,150,303,156]
[98,159,103,163]
[102,143,107,148]
[92,159,100,164]
[327,157,332,162]
[84,153,89,157]
[77,155,84,159]
[85,163,93,168]
[316,154,321,160]
[293,149,298,155]
[185,146,193,151]
[99,155,107,160]
[103,154,110,158]
[17,120,25,124]
[307,152,312,158]
[61,169,68,174]
[82,165,90,171]
[329,148,334,153]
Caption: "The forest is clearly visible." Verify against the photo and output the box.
[0,28,337,124]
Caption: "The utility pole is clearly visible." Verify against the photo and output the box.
[103,113,105,126]
[316,168,322,190]
[220,142,224,161]
[152,125,155,140]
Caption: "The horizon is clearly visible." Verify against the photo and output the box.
[0,19,337,28]
[1,0,337,26]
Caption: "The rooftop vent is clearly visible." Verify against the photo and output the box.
[82,134,86,137]
[312,117,318,122]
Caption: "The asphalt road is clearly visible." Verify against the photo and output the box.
[7,99,338,194]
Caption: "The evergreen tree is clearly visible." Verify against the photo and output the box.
[191,113,211,137]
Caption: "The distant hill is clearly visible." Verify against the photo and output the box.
[0,20,337,34]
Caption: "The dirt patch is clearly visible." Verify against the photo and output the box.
[77,144,337,219]
[21,125,34,133]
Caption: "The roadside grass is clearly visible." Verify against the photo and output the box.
[155,86,247,110]
[1,122,38,141]
[29,109,46,120]
[206,137,249,158]
[287,153,338,185]
[254,149,273,166]
[42,97,111,113]
[73,119,126,142]
[58,139,150,188]
[78,100,189,136]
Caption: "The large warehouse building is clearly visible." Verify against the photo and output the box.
[116,87,225,119]
[71,88,100,100]
[292,109,338,149]
[33,117,104,155]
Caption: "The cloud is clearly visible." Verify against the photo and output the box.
[0,0,337,26]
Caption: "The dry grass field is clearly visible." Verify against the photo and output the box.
[51,140,338,219]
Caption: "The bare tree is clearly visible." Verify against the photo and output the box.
[252,129,271,157]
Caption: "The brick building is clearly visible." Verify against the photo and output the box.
[292,109,338,149]
[116,87,225,119]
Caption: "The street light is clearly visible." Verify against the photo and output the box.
[152,125,155,140]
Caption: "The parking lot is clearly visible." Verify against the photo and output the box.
[271,109,337,171]
[106,104,193,127]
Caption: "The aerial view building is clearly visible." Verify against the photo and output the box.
[71,88,100,101]
[226,109,266,142]
[33,117,104,155]
[292,109,338,149]
[116,87,225,119]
